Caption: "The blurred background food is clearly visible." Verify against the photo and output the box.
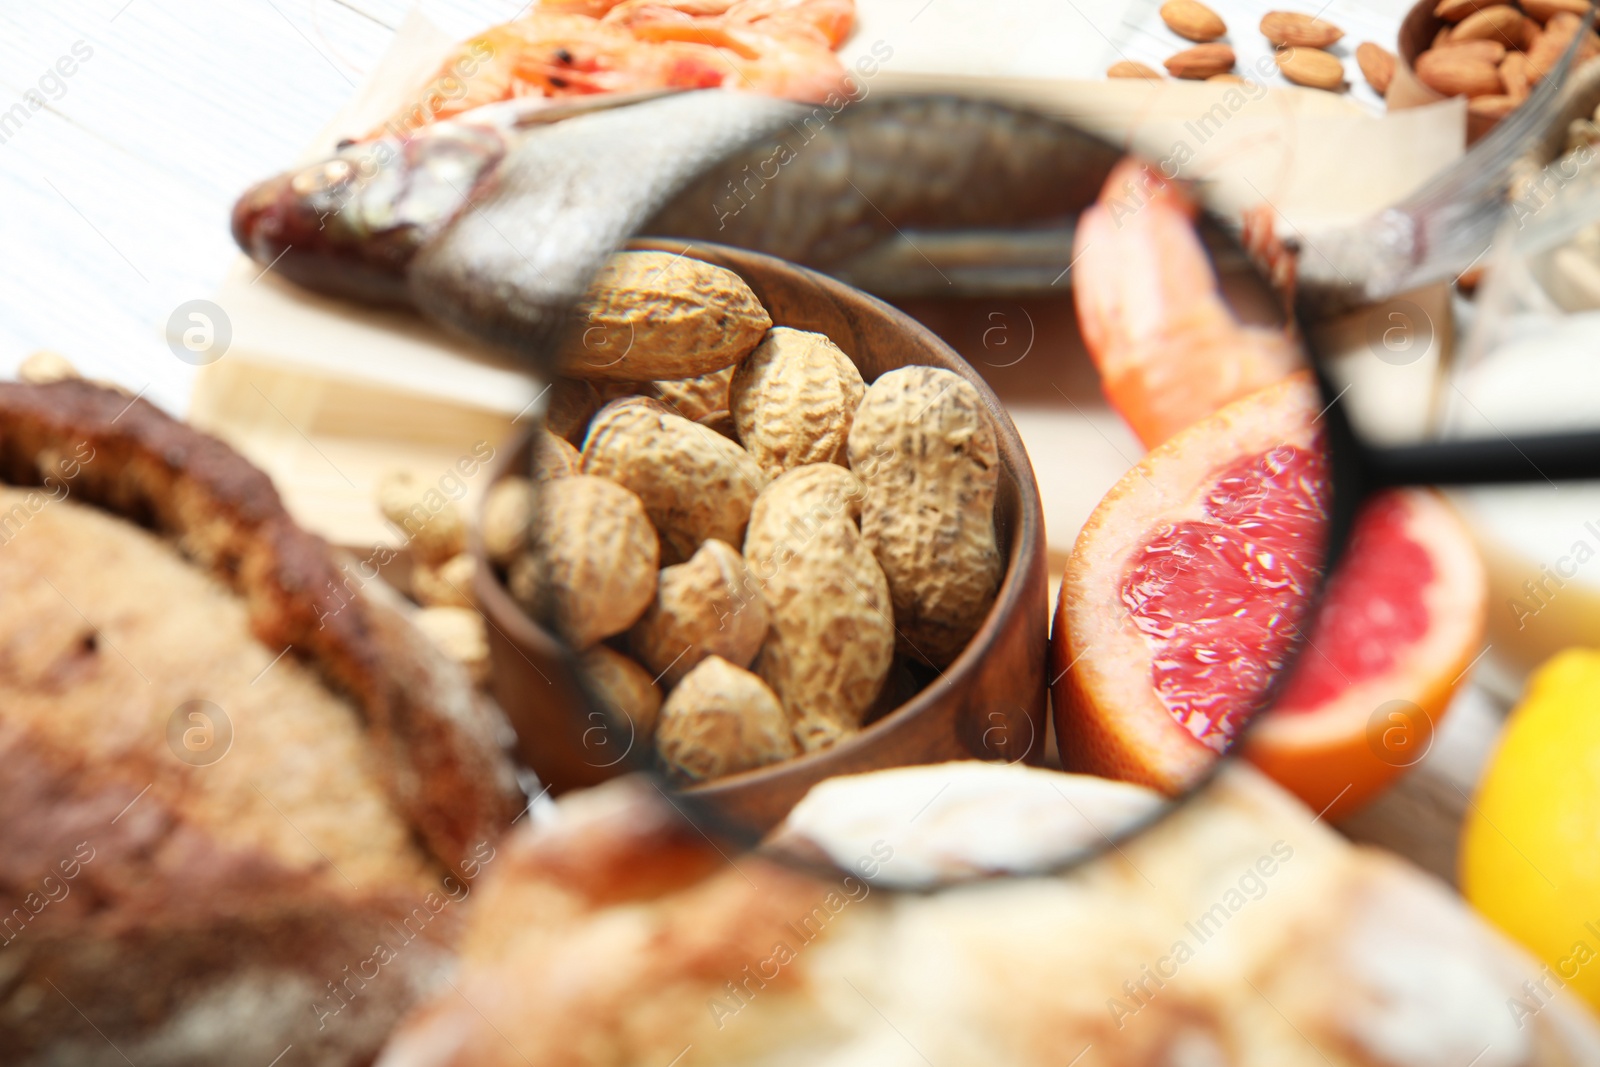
[8,0,1600,1063]
[1395,0,1599,142]
[1463,648,1600,1016]
[0,371,520,1066]
[373,765,1600,1066]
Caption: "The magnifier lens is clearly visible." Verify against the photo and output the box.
[1438,167,1600,684]
[515,98,1345,888]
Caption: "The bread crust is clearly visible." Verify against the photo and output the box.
[0,380,520,1066]
[376,769,1600,1067]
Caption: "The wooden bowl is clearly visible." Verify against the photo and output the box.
[1393,0,1600,145]
[1392,0,1501,144]
[473,239,1050,831]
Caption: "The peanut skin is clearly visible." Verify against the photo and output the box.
[630,539,769,687]
[655,656,797,781]
[655,365,736,423]
[583,396,767,562]
[846,366,1002,668]
[546,377,599,444]
[730,327,866,479]
[377,469,467,565]
[697,410,738,441]
[556,251,772,382]
[579,644,663,748]
[518,475,659,649]
[744,464,894,752]
[532,428,582,481]
[482,476,535,567]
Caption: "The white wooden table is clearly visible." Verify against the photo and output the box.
[0,1,517,415]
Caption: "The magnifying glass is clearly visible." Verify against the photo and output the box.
[485,92,1321,884]
[494,30,1600,889]
[230,15,1599,890]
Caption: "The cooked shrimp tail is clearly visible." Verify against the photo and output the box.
[1072,158,1302,449]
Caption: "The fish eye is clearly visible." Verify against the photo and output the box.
[290,158,356,197]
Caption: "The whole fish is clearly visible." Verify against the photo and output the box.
[234,88,1113,355]
[233,90,685,306]
[233,20,1595,360]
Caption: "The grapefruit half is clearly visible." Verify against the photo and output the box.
[1051,372,1487,815]
[1244,489,1486,819]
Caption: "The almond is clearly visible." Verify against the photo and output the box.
[1108,59,1164,78]
[1434,38,1508,63]
[1528,14,1600,81]
[1433,25,1455,48]
[1356,41,1397,94]
[1501,50,1531,100]
[1275,45,1346,89]
[1160,0,1227,42]
[1434,0,1492,21]
[1468,93,1519,121]
[1452,3,1526,45]
[1415,48,1508,96]
[1260,10,1344,47]
[1526,28,1564,79]
[1165,43,1236,78]
[1208,72,1248,82]
[1523,0,1591,24]
[1518,14,1543,49]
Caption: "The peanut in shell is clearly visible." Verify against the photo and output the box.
[730,326,866,480]
[519,474,659,649]
[655,656,797,781]
[631,539,769,687]
[582,396,767,562]
[744,464,894,753]
[846,366,1002,669]
[556,251,772,382]
[579,644,663,746]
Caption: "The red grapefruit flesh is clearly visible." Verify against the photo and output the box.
[1124,440,1328,753]
[1052,373,1328,793]
[1051,372,1487,811]
[1244,489,1487,819]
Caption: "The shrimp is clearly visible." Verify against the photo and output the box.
[615,17,850,100]
[374,0,855,137]
[701,0,856,48]
[551,0,854,47]
[378,14,716,134]
[1072,158,1303,450]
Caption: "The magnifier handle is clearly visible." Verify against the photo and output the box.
[1361,433,1600,489]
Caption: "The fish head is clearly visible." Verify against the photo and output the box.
[232,123,507,305]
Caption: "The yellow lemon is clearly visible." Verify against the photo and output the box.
[1462,648,1600,1014]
